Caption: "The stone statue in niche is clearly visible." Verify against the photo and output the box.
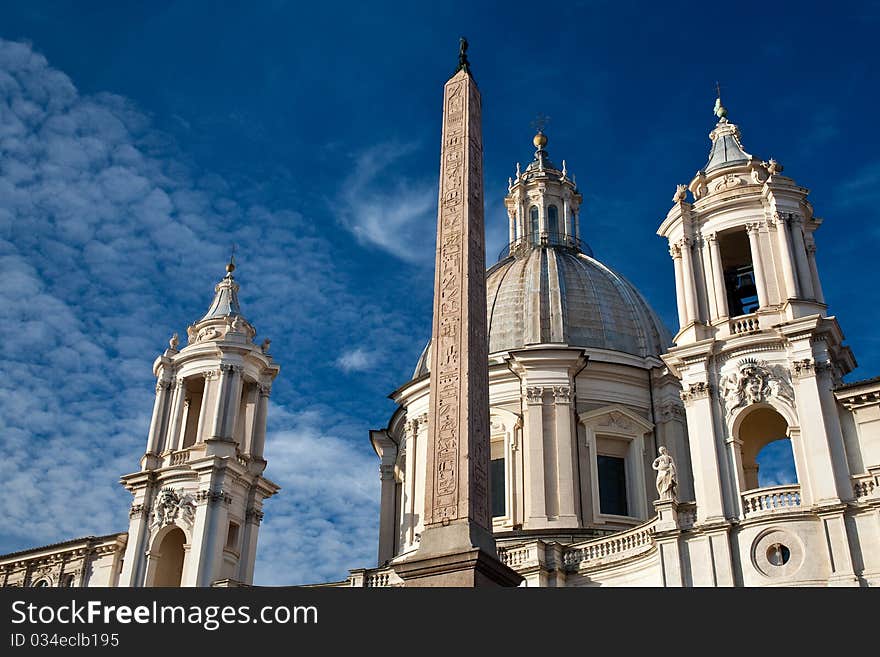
[651,446,678,500]
[652,446,677,501]
[719,358,794,417]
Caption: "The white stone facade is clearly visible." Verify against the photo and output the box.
[360,111,880,587]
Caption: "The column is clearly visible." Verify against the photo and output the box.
[552,386,578,522]
[563,197,571,241]
[670,243,688,329]
[194,373,212,444]
[679,237,698,323]
[707,233,729,318]
[745,222,768,309]
[806,242,825,304]
[515,199,524,244]
[210,364,234,440]
[681,383,727,523]
[507,209,516,244]
[237,506,263,584]
[404,418,419,546]
[166,379,187,453]
[793,362,845,503]
[378,462,398,564]
[701,235,717,320]
[773,213,799,300]
[250,384,270,460]
[119,498,151,586]
[146,380,172,455]
[223,366,243,442]
[524,386,548,525]
[790,216,815,300]
[190,490,230,587]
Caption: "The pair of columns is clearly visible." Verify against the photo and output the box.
[669,215,823,330]
[145,368,271,460]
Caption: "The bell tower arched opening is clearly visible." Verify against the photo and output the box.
[153,527,186,587]
[737,406,794,491]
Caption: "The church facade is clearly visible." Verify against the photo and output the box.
[357,101,880,587]
[2,86,879,587]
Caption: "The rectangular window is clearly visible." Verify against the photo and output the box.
[490,457,506,518]
[597,455,628,516]
[720,230,759,316]
[226,521,240,550]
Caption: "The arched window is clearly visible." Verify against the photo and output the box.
[737,406,796,490]
[547,205,560,243]
[61,574,76,587]
[32,579,50,588]
[529,206,540,245]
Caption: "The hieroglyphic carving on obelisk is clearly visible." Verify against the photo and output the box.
[419,39,495,556]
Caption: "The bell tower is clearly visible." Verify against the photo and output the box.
[119,258,280,587]
[658,96,860,585]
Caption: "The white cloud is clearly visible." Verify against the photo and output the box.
[336,141,437,264]
[335,347,376,372]
[0,38,419,582]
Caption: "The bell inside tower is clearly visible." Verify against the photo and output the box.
[719,230,758,316]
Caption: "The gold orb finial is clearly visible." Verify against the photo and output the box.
[533,131,548,149]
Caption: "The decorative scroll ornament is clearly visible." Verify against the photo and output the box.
[719,358,794,417]
[713,173,744,192]
[150,487,195,530]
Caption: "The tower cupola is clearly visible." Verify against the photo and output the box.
[503,131,584,257]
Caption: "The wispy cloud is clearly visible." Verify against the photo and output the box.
[834,160,880,210]
[336,141,437,264]
[0,38,407,583]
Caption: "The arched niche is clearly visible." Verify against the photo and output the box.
[146,524,189,587]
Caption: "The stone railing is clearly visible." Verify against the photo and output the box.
[563,518,657,571]
[498,543,539,569]
[852,473,876,500]
[365,572,390,587]
[730,314,759,335]
[170,449,190,466]
[741,484,802,518]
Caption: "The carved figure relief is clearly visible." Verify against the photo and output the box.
[150,487,195,530]
[719,358,794,417]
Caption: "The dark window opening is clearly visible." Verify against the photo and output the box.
[490,457,506,517]
[529,206,540,245]
[547,205,560,243]
[719,230,759,316]
[597,455,628,516]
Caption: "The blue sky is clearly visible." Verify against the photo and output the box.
[0,1,878,585]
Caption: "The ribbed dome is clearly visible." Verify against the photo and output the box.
[413,246,672,378]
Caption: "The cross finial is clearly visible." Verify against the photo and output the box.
[226,243,236,274]
[531,113,550,134]
[713,81,728,119]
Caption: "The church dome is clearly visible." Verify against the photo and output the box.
[412,244,672,378]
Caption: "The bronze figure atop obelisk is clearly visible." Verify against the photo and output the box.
[393,39,521,587]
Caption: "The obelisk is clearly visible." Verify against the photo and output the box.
[393,39,522,587]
